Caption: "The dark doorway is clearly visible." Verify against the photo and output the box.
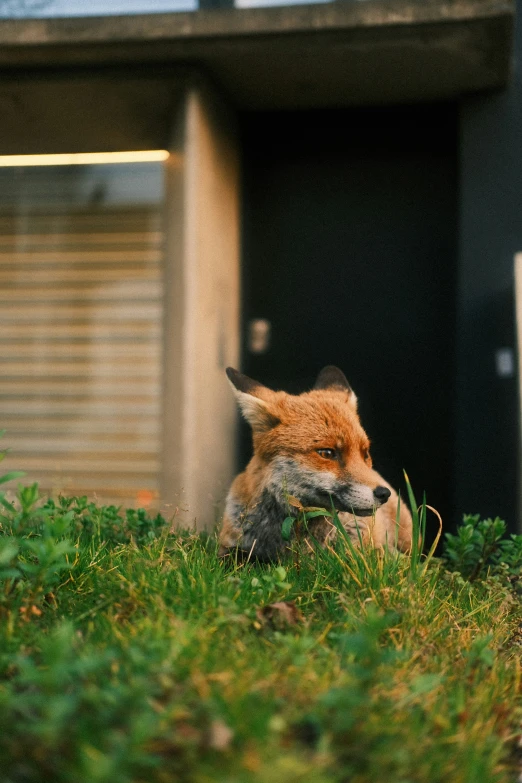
[239,106,458,534]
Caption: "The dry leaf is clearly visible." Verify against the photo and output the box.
[286,495,303,510]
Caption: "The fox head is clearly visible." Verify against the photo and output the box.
[226,366,391,516]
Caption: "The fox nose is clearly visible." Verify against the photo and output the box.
[373,486,391,504]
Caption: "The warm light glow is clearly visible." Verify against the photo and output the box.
[0,150,170,167]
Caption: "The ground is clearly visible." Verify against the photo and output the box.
[0,485,521,782]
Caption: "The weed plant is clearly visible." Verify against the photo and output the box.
[443,513,522,584]
[0,455,521,782]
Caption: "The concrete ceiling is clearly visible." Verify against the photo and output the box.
[0,0,514,151]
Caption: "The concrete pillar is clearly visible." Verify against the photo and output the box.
[161,81,240,530]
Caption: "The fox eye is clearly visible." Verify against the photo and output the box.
[363,448,371,461]
[316,448,337,460]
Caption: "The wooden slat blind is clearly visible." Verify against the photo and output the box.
[0,194,164,508]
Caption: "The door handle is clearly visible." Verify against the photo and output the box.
[248,319,271,354]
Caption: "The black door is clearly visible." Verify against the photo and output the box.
[240,106,458,532]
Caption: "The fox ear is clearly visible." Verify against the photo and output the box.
[314,365,358,407]
[226,368,280,431]
[314,366,351,391]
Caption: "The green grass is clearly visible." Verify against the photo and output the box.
[0,482,522,783]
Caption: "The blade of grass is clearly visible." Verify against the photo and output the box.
[420,505,443,576]
[404,470,421,574]
[0,471,26,485]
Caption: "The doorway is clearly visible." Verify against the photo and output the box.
[240,106,458,531]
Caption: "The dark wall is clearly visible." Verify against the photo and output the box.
[457,13,522,530]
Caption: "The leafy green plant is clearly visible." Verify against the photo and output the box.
[0,622,195,783]
[0,483,76,612]
[250,565,292,596]
[0,479,170,615]
[0,429,25,514]
[0,537,20,582]
[42,496,168,546]
[442,514,522,581]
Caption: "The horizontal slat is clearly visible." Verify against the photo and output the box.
[1,416,160,433]
[11,470,159,489]
[13,461,159,479]
[0,266,161,282]
[0,343,161,357]
[0,227,161,239]
[6,436,158,451]
[0,400,159,415]
[2,341,159,351]
[0,250,161,264]
[0,380,160,396]
[0,303,161,322]
[1,397,160,409]
[0,281,161,301]
[0,228,161,242]
[0,363,160,377]
[0,244,162,255]
[0,322,160,338]
[0,231,163,247]
[13,453,159,469]
[0,209,160,223]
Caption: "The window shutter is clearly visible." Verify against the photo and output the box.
[0,198,164,509]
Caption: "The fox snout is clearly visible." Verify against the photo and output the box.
[373,486,391,504]
[328,479,392,517]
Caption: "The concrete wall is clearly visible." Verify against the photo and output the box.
[162,82,240,529]
[457,7,522,529]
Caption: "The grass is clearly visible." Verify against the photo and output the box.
[0,477,522,782]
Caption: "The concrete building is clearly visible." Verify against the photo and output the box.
[0,0,518,533]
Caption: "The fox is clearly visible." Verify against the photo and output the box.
[219,365,412,561]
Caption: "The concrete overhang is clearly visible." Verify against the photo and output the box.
[0,0,514,111]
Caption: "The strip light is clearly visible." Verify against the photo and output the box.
[0,150,170,167]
